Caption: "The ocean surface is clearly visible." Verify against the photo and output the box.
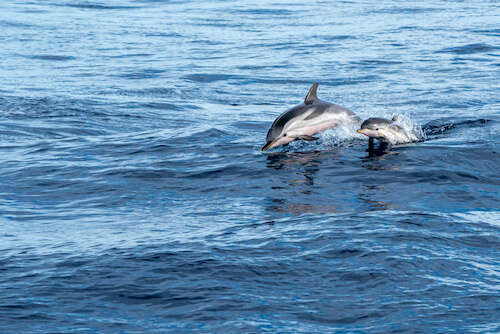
[1,0,499,332]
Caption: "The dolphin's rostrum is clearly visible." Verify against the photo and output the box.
[262,83,359,151]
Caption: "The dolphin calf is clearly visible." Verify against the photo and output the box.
[357,116,413,146]
[262,83,360,151]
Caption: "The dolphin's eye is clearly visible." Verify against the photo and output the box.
[283,133,287,137]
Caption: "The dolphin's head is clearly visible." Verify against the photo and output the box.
[356,117,393,139]
[262,117,295,151]
[262,124,282,151]
[262,83,322,152]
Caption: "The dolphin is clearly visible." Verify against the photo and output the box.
[262,83,360,151]
[356,116,413,146]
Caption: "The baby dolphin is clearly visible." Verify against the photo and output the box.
[262,83,359,151]
[357,116,413,146]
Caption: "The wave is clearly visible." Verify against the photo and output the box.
[422,118,491,137]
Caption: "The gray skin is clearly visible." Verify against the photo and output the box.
[357,117,412,147]
[262,83,359,151]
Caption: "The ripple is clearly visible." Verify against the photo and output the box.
[183,73,240,83]
[63,3,138,10]
[437,43,499,54]
[25,55,76,61]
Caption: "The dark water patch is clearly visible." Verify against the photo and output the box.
[190,39,229,46]
[349,162,497,189]
[252,76,380,87]
[21,8,49,14]
[21,87,51,92]
[398,25,419,30]
[105,86,244,106]
[116,68,165,80]
[237,65,276,70]
[355,59,404,66]
[0,20,35,28]
[472,28,500,36]
[247,41,301,50]
[422,118,491,137]
[62,2,139,10]
[437,43,499,55]
[24,55,76,61]
[179,165,263,181]
[141,102,182,110]
[110,87,185,98]
[231,121,268,131]
[368,7,444,15]
[102,168,176,181]
[267,200,340,215]
[143,31,185,38]
[407,169,496,186]
[190,127,232,139]
[151,127,237,147]
[107,53,153,58]
[431,97,488,109]
[0,123,106,140]
[193,18,247,29]
[15,313,56,321]
[315,34,356,41]
[0,96,115,119]
[232,8,296,16]
[184,73,240,83]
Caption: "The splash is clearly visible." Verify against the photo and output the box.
[320,121,366,148]
[390,113,425,142]
[322,112,425,148]
[272,121,365,152]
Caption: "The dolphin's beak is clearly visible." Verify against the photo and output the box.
[262,139,277,152]
[357,128,379,138]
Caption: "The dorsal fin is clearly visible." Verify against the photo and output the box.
[304,83,319,105]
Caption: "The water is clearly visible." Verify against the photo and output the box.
[1,0,499,332]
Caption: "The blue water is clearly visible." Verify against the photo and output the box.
[1,0,499,332]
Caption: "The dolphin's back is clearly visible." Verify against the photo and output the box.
[360,117,393,129]
[304,101,356,121]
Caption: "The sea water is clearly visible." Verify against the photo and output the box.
[0,0,499,332]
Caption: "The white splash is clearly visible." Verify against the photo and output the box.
[389,112,425,142]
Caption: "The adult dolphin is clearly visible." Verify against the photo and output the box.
[262,83,360,151]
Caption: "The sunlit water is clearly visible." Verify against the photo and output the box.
[1,0,499,332]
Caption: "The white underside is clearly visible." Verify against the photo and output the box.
[359,128,412,145]
[270,110,357,149]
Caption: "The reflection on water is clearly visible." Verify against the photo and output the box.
[267,198,338,215]
[364,141,390,158]
[265,150,337,215]
[359,185,396,211]
[361,149,402,171]
[264,147,408,215]
[265,150,327,170]
[359,148,403,211]
[265,150,331,186]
